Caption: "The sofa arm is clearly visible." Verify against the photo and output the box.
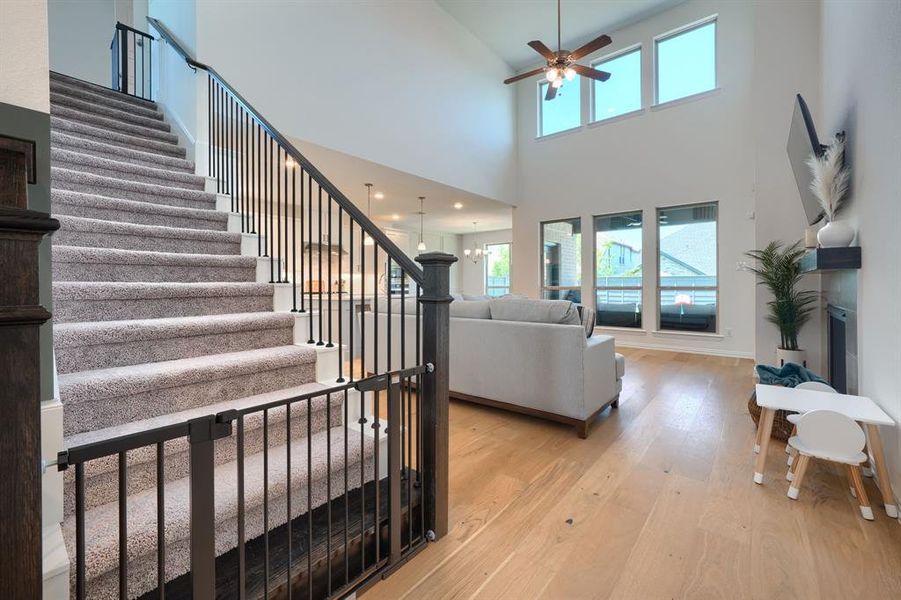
[582,335,619,416]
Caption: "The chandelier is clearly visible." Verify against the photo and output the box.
[416,196,426,252]
[463,222,483,264]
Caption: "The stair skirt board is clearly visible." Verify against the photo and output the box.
[142,476,423,600]
[64,429,377,600]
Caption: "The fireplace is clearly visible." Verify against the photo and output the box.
[826,305,848,393]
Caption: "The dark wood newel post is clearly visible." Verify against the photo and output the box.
[0,135,59,597]
[416,251,456,541]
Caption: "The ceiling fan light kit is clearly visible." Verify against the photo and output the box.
[503,0,613,100]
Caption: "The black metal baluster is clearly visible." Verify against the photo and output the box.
[263,409,270,598]
[284,152,289,284]
[327,195,334,348]
[286,403,292,599]
[241,109,246,233]
[349,218,354,381]
[317,185,324,346]
[292,165,297,309]
[148,36,152,99]
[268,137,274,278]
[343,388,349,585]
[337,206,344,382]
[307,173,314,344]
[157,442,166,599]
[257,122,262,255]
[277,146,282,283]
[237,415,246,599]
[326,393,332,595]
[417,287,424,536]
[119,452,128,598]
[207,75,212,182]
[372,244,380,564]
[75,462,85,600]
[229,95,234,205]
[306,397,313,600]
[387,257,392,373]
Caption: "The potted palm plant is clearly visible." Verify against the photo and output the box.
[746,241,818,366]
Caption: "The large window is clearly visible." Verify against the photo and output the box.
[655,19,716,104]
[595,211,643,327]
[538,77,581,137]
[592,47,642,123]
[485,242,511,297]
[541,218,582,303]
[657,202,717,333]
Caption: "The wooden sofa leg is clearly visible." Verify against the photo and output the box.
[576,420,589,439]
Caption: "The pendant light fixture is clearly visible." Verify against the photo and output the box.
[363,183,375,246]
[463,221,483,264]
[417,196,427,252]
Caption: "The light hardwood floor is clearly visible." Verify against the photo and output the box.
[362,347,901,600]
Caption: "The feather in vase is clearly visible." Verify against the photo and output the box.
[806,133,849,222]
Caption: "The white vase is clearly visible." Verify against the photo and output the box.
[776,347,807,367]
[817,220,855,247]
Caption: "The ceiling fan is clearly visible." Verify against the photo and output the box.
[503,0,613,100]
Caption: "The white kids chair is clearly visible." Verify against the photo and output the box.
[785,409,874,521]
[785,381,838,464]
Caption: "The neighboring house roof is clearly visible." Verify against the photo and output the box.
[659,223,716,276]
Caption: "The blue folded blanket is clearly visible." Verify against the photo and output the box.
[755,362,827,388]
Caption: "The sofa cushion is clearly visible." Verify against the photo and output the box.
[488,298,581,325]
[615,353,625,379]
[462,293,490,301]
[577,305,596,338]
[450,299,491,319]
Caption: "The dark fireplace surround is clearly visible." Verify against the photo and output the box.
[822,270,858,395]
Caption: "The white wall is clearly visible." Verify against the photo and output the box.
[460,229,513,296]
[512,0,760,358]
[0,0,50,113]
[48,0,116,86]
[751,1,822,370]
[191,0,516,205]
[819,0,901,508]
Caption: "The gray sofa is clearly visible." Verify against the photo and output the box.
[362,297,624,438]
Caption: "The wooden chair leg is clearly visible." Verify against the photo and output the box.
[786,447,801,481]
[848,465,874,521]
[787,454,810,500]
[866,424,898,518]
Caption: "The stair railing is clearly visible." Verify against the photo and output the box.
[110,22,154,100]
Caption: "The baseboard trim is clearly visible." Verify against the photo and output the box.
[613,339,754,360]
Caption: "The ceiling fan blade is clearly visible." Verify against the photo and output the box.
[504,66,547,85]
[544,83,558,101]
[572,63,611,82]
[569,34,612,60]
[528,40,557,61]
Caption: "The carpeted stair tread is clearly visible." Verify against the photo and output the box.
[51,245,256,283]
[50,71,158,110]
[53,215,239,254]
[51,104,177,143]
[51,147,205,191]
[52,189,227,231]
[53,281,274,323]
[49,86,163,121]
[63,424,375,599]
[52,167,215,211]
[51,116,185,158]
[51,131,194,173]
[59,345,317,404]
[55,312,294,373]
[51,91,165,128]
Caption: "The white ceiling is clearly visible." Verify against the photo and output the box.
[291,137,514,235]
[437,0,683,70]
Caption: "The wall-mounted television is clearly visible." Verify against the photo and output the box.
[787,94,827,225]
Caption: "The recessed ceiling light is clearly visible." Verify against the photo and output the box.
[391,213,400,220]
[374,192,385,199]
[453,202,463,209]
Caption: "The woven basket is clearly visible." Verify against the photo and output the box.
[747,389,796,442]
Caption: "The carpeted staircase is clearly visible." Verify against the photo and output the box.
[50,72,373,599]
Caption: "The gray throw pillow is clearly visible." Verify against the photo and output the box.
[488,298,581,325]
[450,299,491,319]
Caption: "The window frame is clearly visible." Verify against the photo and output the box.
[540,217,582,301]
[589,43,644,124]
[537,79,582,138]
[653,15,718,106]
[484,242,511,297]
[593,210,644,329]
[655,201,719,334]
